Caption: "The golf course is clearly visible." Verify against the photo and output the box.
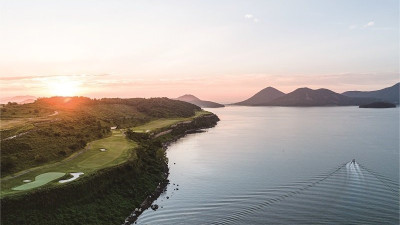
[1,129,136,196]
[1,110,211,197]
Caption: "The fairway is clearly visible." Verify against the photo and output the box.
[132,118,183,132]
[131,111,211,133]
[78,131,135,168]
[1,111,209,196]
[12,172,66,191]
[2,129,137,195]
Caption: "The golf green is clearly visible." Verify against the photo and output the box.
[12,172,66,191]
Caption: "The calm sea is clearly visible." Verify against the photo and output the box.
[136,106,399,224]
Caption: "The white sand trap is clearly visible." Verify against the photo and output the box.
[146,130,150,133]
[59,172,84,183]
[100,148,107,152]
[23,180,31,183]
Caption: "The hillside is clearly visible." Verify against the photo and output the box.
[234,87,285,105]
[176,94,224,108]
[261,88,374,106]
[1,98,219,225]
[0,95,37,104]
[342,83,399,104]
[0,97,201,176]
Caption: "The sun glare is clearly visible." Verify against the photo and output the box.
[46,78,80,97]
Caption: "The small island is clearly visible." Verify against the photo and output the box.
[359,102,397,108]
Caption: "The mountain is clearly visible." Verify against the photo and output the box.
[234,87,285,105]
[176,94,225,108]
[260,88,375,106]
[342,83,399,104]
[0,95,37,104]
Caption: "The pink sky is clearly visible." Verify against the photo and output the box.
[0,73,398,104]
[1,1,398,103]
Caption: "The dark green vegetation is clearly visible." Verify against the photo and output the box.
[359,102,396,108]
[176,94,225,108]
[343,82,399,104]
[1,98,218,225]
[1,97,200,176]
[1,107,219,225]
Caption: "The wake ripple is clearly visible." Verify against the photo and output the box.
[136,162,399,225]
[212,162,399,225]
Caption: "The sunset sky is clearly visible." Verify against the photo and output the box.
[0,0,398,103]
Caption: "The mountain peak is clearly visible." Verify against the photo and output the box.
[176,94,224,108]
[0,95,37,104]
[234,86,285,105]
[176,94,200,101]
[342,82,399,104]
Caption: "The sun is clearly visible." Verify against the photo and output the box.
[47,77,80,97]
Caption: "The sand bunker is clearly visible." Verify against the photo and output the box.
[59,172,84,183]
[100,148,107,152]
[23,180,31,183]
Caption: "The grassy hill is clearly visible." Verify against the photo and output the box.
[0,97,219,225]
[1,97,200,176]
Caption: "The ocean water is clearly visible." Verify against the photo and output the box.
[135,106,399,224]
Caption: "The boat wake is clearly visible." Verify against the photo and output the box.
[136,161,399,225]
[211,161,399,225]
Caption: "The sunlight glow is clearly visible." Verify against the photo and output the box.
[46,77,80,97]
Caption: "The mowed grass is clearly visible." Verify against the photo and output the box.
[1,130,137,196]
[12,172,66,191]
[131,110,211,133]
[77,132,135,169]
[1,110,210,196]
[131,118,184,133]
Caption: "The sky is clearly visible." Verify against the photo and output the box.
[0,0,398,103]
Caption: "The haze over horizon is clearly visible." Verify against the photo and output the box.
[0,0,398,103]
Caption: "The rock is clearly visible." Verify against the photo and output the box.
[150,204,159,211]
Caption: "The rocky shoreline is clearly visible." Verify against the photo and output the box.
[122,114,219,224]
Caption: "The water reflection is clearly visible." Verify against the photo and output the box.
[136,106,399,224]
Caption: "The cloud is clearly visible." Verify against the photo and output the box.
[244,14,259,23]
[348,21,375,30]
[348,24,357,30]
[364,21,375,27]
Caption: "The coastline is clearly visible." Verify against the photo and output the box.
[1,113,219,225]
[123,114,219,224]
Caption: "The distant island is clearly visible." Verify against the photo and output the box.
[0,95,37,104]
[176,94,224,108]
[359,102,396,108]
[343,83,399,104]
[233,83,399,107]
